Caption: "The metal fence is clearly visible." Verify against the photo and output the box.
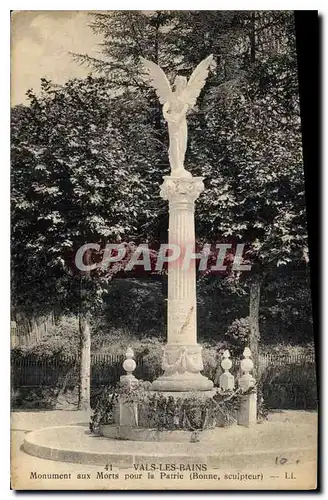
[11,353,125,388]
[258,352,316,368]
[11,351,316,388]
[11,351,317,410]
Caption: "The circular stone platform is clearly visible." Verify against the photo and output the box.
[99,424,217,442]
[22,421,317,469]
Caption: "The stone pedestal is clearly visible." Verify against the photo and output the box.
[152,176,213,392]
[115,401,138,427]
[237,392,257,427]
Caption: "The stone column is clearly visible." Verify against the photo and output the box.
[152,176,213,392]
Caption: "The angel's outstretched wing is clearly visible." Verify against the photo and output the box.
[139,57,172,104]
[184,54,214,108]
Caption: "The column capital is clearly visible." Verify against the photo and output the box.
[160,176,204,205]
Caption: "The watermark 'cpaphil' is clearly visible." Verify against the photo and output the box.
[75,242,252,274]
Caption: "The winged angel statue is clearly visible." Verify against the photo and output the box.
[140,55,213,178]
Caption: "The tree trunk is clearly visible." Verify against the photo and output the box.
[78,311,91,411]
[249,275,261,378]
[250,12,256,64]
[77,248,92,412]
[153,14,163,134]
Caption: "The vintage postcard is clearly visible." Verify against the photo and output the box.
[11,10,318,491]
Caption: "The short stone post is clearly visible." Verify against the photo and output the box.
[219,350,235,391]
[237,347,257,426]
[116,347,139,427]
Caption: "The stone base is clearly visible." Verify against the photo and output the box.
[146,389,217,399]
[151,343,214,392]
[151,372,214,392]
[114,389,218,431]
[22,419,317,469]
[99,424,217,442]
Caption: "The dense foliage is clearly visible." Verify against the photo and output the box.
[90,381,252,435]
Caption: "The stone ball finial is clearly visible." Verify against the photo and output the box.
[243,347,252,358]
[122,347,136,376]
[239,347,256,392]
[219,349,234,391]
[240,347,254,374]
[221,350,232,372]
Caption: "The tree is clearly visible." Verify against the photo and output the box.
[194,12,309,373]
[11,76,156,408]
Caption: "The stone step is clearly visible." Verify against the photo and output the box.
[22,422,317,469]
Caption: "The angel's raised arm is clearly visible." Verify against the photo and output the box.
[139,57,172,104]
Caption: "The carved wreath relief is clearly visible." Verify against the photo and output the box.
[162,345,204,376]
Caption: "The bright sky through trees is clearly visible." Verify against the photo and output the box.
[11,11,101,105]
